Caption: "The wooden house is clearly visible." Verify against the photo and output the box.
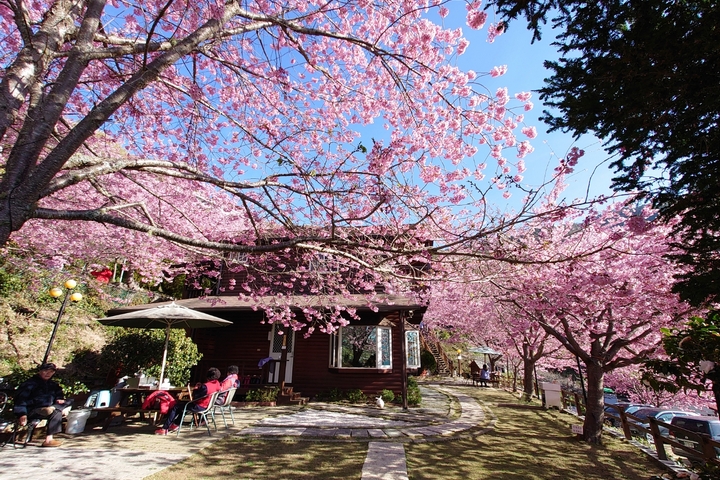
[106,249,428,403]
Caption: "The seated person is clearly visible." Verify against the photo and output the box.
[13,363,68,447]
[479,364,491,387]
[155,367,221,435]
[215,365,240,405]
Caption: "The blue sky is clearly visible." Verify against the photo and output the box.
[438,8,617,205]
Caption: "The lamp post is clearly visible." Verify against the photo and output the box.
[457,351,462,377]
[43,280,82,364]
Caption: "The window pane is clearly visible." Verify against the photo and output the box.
[330,332,340,367]
[272,324,293,353]
[379,327,391,368]
[342,326,377,367]
[406,330,420,368]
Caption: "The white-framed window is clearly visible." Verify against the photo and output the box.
[405,330,421,369]
[329,326,392,369]
[225,251,249,266]
[308,253,340,273]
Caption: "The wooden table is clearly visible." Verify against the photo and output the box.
[112,387,186,408]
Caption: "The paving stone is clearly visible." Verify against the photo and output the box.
[361,442,408,480]
[301,428,336,437]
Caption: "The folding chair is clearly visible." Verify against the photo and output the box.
[1,418,45,448]
[175,391,219,436]
[213,387,237,428]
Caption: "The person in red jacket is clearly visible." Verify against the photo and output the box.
[155,367,221,435]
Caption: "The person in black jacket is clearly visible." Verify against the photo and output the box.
[14,363,67,447]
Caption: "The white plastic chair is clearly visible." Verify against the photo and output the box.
[213,387,237,428]
[175,391,219,436]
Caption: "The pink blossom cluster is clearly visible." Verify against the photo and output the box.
[1,1,552,301]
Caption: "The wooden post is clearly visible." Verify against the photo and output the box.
[700,433,718,463]
[400,312,408,411]
[648,418,668,460]
[619,409,632,440]
[573,393,583,415]
[277,334,288,393]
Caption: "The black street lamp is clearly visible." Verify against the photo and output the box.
[43,280,82,365]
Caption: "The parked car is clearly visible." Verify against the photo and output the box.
[628,408,699,438]
[604,403,652,428]
[668,415,720,463]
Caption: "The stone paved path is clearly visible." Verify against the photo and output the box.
[0,383,494,479]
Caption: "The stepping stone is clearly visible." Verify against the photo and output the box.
[361,442,408,480]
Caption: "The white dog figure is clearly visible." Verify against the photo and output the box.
[375,396,385,409]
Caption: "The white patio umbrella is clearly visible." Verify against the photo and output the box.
[97,301,232,385]
[468,346,503,365]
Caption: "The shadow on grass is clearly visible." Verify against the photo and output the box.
[144,437,368,480]
[406,387,667,480]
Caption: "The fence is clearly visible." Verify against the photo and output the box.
[602,405,720,466]
[549,385,720,466]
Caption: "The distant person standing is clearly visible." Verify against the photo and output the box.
[14,363,67,447]
[479,364,490,387]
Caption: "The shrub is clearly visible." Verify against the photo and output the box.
[407,376,422,405]
[345,389,367,404]
[0,267,24,296]
[407,386,422,406]
[245,387,279,402]
[380,389,395,403]
[314,388,343,402]
[98,328,201,387]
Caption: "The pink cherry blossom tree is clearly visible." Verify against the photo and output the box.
[422,248,567,399]
[0,0,562,280]
[495,202,696,443]
[493,300,564,400]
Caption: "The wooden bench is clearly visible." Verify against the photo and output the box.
[92,407,162,430]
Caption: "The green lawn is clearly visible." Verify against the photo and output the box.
[146,387,668,480]
[407,387,666,479]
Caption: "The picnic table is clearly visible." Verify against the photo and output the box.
[92,387,187,430]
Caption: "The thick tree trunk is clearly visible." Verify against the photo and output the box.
[582,361,605,444]
[0,215,12,247]
[0,192,35,247]
[522,357,535,401]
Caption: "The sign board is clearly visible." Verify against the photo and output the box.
[571,424,583,435]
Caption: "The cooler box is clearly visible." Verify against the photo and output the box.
[84,389,112,408]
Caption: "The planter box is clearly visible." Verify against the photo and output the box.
[231,401,276,408]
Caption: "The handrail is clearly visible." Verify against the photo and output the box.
[604,406,720,465]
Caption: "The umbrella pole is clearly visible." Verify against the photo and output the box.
[159,324,170,385]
